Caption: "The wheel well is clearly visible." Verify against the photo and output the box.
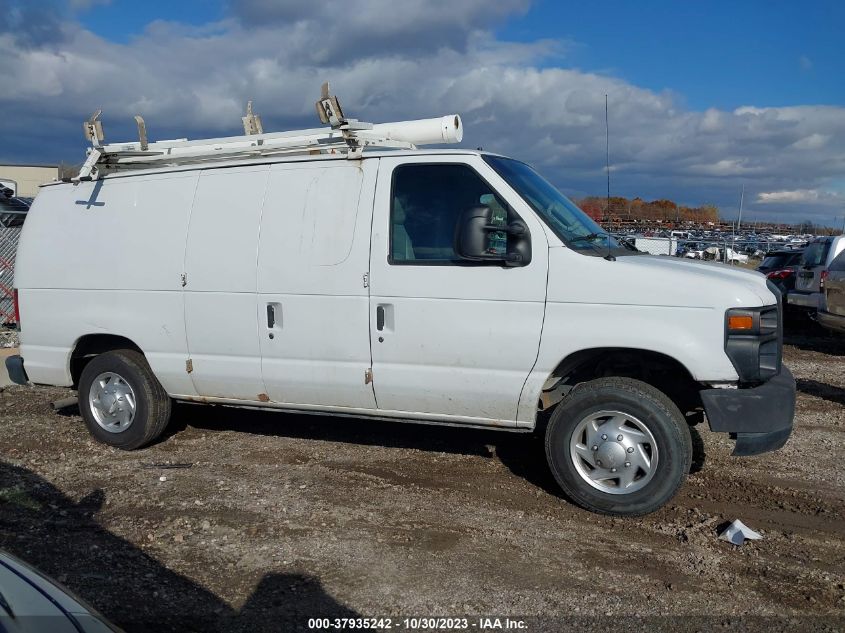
[70,334,143,388]
[539,348,703,421]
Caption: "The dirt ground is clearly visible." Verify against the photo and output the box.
[1,327,844,632]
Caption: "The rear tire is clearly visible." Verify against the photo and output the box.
[79,349,172,450]
[545,377,692,516]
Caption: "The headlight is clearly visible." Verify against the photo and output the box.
[724,304,781,383]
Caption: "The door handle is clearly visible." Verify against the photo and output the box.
[266,304,276,329]
[376,305,385,331]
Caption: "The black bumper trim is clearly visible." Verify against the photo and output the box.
[700,365,795,456]
[733,426,792,457]
[4,355,28,385]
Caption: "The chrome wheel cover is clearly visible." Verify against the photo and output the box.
[569,410,659,495]
[88,372,137,433]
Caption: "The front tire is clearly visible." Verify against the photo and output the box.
[79,349,172,450]
[545,377,692,516]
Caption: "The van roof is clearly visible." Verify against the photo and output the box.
[42,148,500,188]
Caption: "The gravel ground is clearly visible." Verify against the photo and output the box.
[1,329,844,632]
[0,328,18,348]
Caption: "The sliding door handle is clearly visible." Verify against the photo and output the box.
[266,304,276,329]
[376,306,385,331]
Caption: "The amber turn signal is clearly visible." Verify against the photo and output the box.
[728,314,754,331]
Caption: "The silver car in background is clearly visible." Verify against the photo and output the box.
[818,250,845,334]
[0,550,120,632]
[787,235,845,314]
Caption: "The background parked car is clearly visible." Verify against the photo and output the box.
[758,249,804,274]
[758,249,804,295]
[787,235,845,315]
[817,250,845,334]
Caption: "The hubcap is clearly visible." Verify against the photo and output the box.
[88,372,137,433]
[569,410,659,495]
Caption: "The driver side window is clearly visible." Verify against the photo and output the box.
[390,163,510,264]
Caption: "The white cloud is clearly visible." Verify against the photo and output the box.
[0,0,843,225]
[757,189,842,205]
[790,133,829,150]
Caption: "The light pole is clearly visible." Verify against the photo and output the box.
[605,94,611,218]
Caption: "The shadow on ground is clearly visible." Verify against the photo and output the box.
[796,378,845,407]
[0,461,358,632]
[170,402,566,498]
[169,401,707,498]
[784,317,845,356]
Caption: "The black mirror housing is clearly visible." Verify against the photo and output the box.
[454,205,531,266]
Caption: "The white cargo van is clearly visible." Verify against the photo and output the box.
[6,96,795,515]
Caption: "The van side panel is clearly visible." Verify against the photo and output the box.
[182,166,269,400]
[257,161,377,409]
[15,173,198,391]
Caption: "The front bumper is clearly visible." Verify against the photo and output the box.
[700,365,795,456]
[4,355,28,385]
[787,291,821,310]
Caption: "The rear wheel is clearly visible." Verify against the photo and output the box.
[545,377,692,516]
[78,349,172,450]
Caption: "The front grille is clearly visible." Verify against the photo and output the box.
[760,305,778,333]
[759,305,781,378]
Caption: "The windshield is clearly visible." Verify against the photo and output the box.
[483,155,629,256]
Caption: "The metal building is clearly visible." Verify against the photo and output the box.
[0,164,58,198]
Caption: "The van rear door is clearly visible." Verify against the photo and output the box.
[796,239,831,293]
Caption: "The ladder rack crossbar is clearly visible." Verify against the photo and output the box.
[97,136,414,168]
[99,126,338,154]
[99,142,356,171]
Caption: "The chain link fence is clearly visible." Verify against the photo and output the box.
[617,235,801,265]
[0,225,22,324]
[0,195,29,325]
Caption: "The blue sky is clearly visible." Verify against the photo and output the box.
[2,0,844,225]
[76,0,845,111]
[502,0,845,110]
[77,0,225,37]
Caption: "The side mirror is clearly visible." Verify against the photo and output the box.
[454,205,531,266]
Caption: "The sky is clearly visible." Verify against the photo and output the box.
[1,0,843,226]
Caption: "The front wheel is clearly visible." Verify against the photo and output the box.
[545,377,692,516]
[78,349,172,450]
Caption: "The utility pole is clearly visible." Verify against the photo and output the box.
[736,184,744,236]
[605,94,611,218]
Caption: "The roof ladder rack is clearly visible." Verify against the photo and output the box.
[73,82,463,182]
